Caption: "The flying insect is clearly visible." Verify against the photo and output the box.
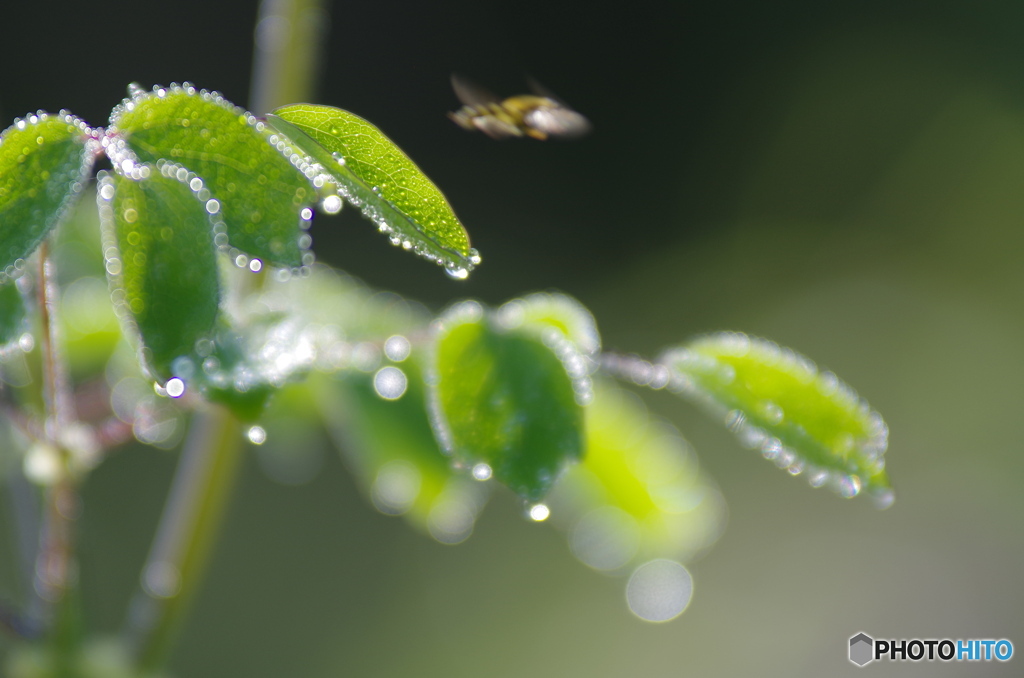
[448,74,591,140]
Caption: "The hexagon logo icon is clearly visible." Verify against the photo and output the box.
[849,632,874,666]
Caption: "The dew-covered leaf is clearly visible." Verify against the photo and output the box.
[186,307,328,421]
[659,332,892,506]
[547,381,725,572]
[495,292,601,355]
[97,167,219,382]
[430,301,584,502]
[267,105,479,277]
[0,111,93,278]
[110,84,316,269]
[314,356,489,544]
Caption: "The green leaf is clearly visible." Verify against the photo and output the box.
[494,291,601,356]
[0,111,94,278]
[430,301,585,502]
[245,262,430,345]
[315,356,489,544]
[97,166,220,382]
[267,105,480,277]
[110,83,316,269]
[659,332,892,506]
[58,276,122,377]
[0,280,26,350]
[548,381,726,571]
[186,311,321,422]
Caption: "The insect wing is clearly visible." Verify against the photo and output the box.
[524,105,592,139]
[451,73,501,107]
[473,114,525,139]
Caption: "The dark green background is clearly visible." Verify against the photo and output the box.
[2,1,1023,675]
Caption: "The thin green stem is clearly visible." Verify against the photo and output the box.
[249,0,330,114]
[32,242,84,668]
[121,3,327,674]
[126,406,242,676]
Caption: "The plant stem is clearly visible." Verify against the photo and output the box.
[32,242,84,666]
[122,2,327,673]
[249,0,329,115]
[126,406,242,675]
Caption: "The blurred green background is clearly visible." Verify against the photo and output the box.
[3,1,1024,675]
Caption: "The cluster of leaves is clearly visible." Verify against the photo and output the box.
[0,83,893,605]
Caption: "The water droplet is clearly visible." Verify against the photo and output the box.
[571,506,641,571]
[428,499,475,544]
[194,337,215,356]
[471,463,492,481]
[760,437,782,461]
[725,409,745,431]
[871,487,895,510]
[322,195,343,214]
[205,199,220,214]
[807,467,830,488]
[371,460,421,515]
[23,443,60,485]
[18,332,34,352]
[165,378,185,398]
[373,366,408,400]
[445,267,469,280]
[142,561,181,599]
[528,503,550,522]
[247,425,267,445]
[171,356,195,379]
[837,474,862,498]
[383,335,411,362]
[626,560,693,622]
[759,400,784,425]
[249,258,262,273]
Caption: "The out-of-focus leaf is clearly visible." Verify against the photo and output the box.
[97,166,219,382]
[0,280,26,349]
[314,355,489,544]
[165,263,429,422]
[548,381,726,572]
[430,301,584,502]
[0,111,93,277]
[267,105,480,277]
[242,262,429,348]
[183,309,324,422]
[248,383,328,487]
[58,275,122,376]
[110,83,316,269]
[659,332,892,506]
[493,292,601,406]
[495,292,600,353]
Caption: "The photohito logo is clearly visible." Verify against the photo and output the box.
[849,632,1014,666]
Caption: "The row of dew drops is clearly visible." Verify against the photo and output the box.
[603,332,893,509]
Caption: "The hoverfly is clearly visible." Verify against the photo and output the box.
[448,74,591,140]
